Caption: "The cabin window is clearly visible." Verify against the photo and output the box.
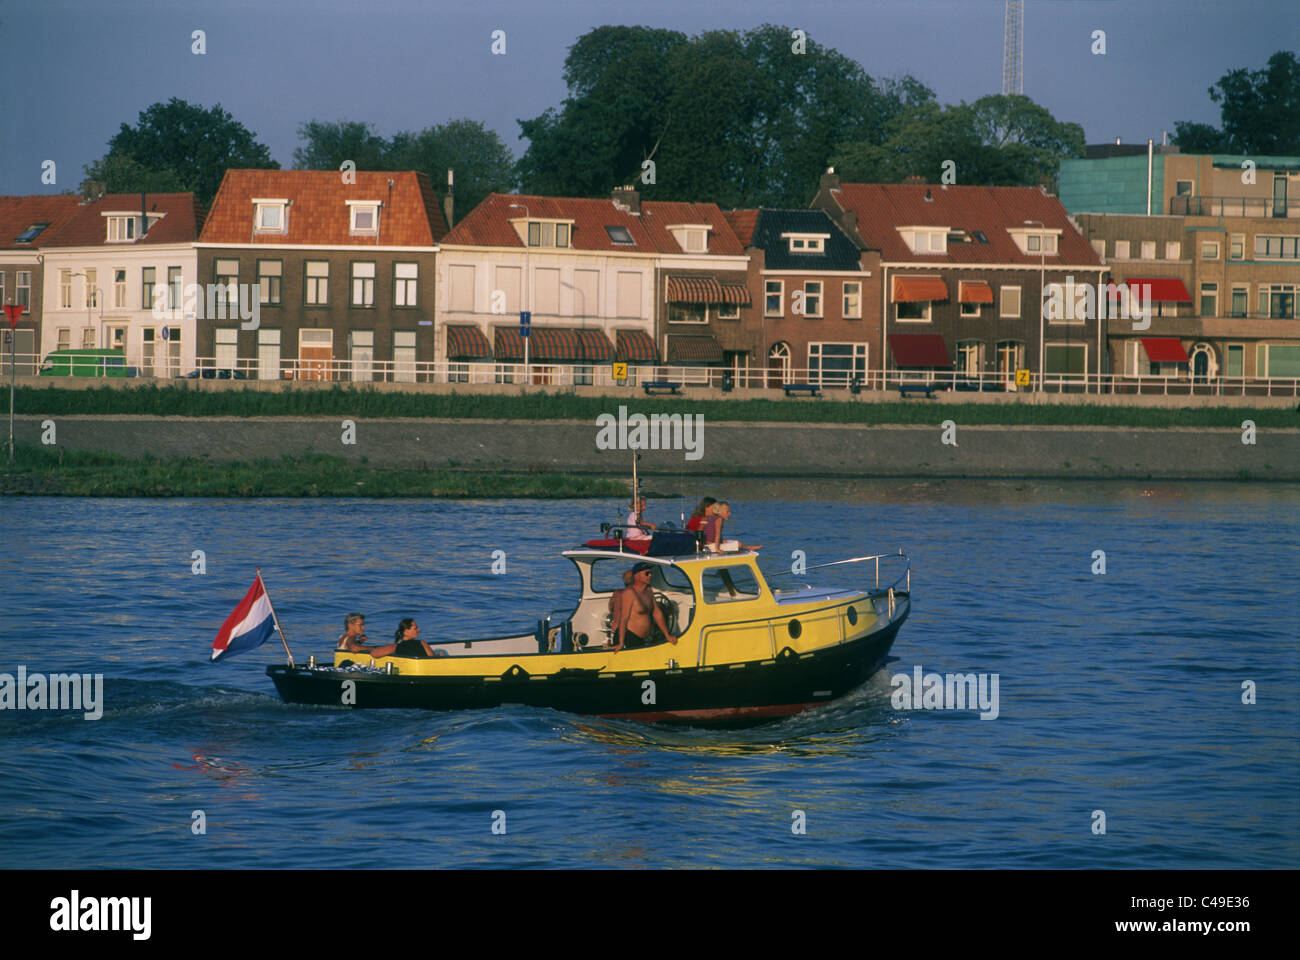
[700,566,762,604]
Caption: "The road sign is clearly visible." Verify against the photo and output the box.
[519,311,530,338]
[2,304,21,329]
[161,325,170,340]
[612,362,628,381]
[1015,368,1030,387]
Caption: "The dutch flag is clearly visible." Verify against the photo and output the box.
[211,575,276,662]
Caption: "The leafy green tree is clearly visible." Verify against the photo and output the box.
[79,153,186,199]
[389,119,516,219]
[1174,51,1300,154]
[292,119,389,171]
[82,98,277,205]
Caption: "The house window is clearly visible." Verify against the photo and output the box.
[215,259,239,308]
[802,281,822,317]
[394,262,418,307]
[141,267,156,310]
[81,327,96,349]
[764,281,783,317]
[1201,241,1220,260]
[901,229,947,255]
[255,201,287,233]
[16,271,31,311]
[1140,241,1156,260]
[258,260,281,305]
[167,267,182,310]
[305,261,328,305]
[1225,343,1243,378]
[843,281,861,319]
[717,299,740,320]
[1000,285,1021,318]
[605,226,635,245]
[1229,234,1244,260]
[59,269,72,309]
[113,269,126,308]
[1263,345,1300,378]
[1200,283,1217,318]
[1230,286,1248,318]
[668,303,707,324]
[1114,240,1131,259]
[1027,234,1041,252]
[57,328,71,350]
[896,301,930,322]
[349,203,379,234]
[1175,180,1193,197]
[961,298,980,318]
[13,222,49,244]
[1091,239,1105,258]
[106,216,135,242]
[1165,242,1180,260]
[84,268,98,309]
[351,262,375,307]
[1259,285,1297,319]
[1254,235,1300,260]
[808,342,867,385]
[526,221,570,248]
[787,236,826,253]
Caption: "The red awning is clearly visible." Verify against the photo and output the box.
[958,280,994,304]
[1114,277,1193,303]
[719,282,751,306]
[667,336,724,364]
[1141,338,1190,363]
[575,328,615,362]
[889,333,951,368]
[445,324,492,360]
[494,326,585,362]
[666,276,724,303]
[616,330,659,364]
[894,276,949,303]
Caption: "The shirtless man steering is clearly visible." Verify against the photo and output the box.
[612,561,678,652]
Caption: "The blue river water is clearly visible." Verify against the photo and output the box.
[1,481,1296,869]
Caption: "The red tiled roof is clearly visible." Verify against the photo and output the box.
[890,334,952,368]
[443,193,744,256]
[0,195,82,250]
[616,330,658,363]
[40,193,204,247]
[829,183,1101,266]
[894,276,949,302]
[725,209,759,246]
[1141,338,1190,363]
[199,170,447,246]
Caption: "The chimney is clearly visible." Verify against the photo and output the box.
[612,185,640,215]
[924,188,933,202]
[820,166,840,192]
[141,192,148,237]
[443,169,455,228]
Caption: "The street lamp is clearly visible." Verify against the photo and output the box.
[509,203,531,377]
[1024,221,1047,393]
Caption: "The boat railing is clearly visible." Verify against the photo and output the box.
[763,549,911,597]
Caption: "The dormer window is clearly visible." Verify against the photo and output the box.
[348,201,380,234]
[253,199,288,234]
[523,221,571,248]
[783,233,829,253]
[668,225,711,253]
[106,216,136,242]
[1009,229,1060,256]
[898,227,948,255]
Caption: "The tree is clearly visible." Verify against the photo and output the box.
[82,98,277,204]
[79,153,186,198]
[514,24,933,206]
[389,119,516,218]
[292,119,389,171]
[1174,51,1300,154]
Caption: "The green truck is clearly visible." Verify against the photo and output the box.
[38,349,139,377]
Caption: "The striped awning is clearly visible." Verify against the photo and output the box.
[445,324,492,360]
[958,281,994,304]
[667,335,724,364]
[576,328,615,362]
[719,282,751,306]
[494,326,585,362]
[667,276,724,303]
[616,330,659,364]
[893,276,949,302]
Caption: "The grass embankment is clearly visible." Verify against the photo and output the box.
[0,446,627,498]
[15,385,1298,428]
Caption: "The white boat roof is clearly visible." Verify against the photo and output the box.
[562,548,759,566]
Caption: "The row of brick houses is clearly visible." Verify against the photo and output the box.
[3,149,1297,388]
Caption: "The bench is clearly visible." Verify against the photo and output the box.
[782,383,822,398]
[897,383,937,399]
[643,380,682,395]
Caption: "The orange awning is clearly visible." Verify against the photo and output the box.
[893,276,949,302]
[958,280,994,304]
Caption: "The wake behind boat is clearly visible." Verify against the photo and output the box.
[263,532,911,726]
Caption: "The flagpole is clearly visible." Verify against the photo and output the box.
[256,567,295,667]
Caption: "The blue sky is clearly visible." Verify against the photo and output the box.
[1,0,1295,196]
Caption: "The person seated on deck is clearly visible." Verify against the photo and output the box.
[685,496,716,533]
[625,497,656,541]
[610,562,678,652]
[369,618,446,659]
[336,612,378,654]
[702,501,762,553]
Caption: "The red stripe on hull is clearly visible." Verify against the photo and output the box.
[600,701,824,723]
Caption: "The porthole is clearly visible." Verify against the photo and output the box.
[846,606,858,625]
[787,619,802,639]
